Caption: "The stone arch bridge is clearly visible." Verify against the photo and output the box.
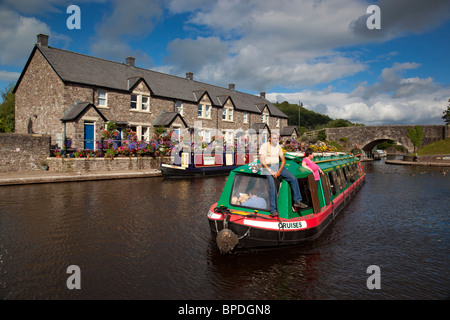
[306,125,449,155]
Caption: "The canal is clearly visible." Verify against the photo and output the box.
[0,159,448,300]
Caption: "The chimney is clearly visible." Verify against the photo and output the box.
[229,83,235,90]
[260,92,266,99]
[186,72,193,80]
[36,34,49,47]
[126,56,135,67]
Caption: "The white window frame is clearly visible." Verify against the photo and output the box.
[141,126,150,142]
[276,117,280,127]
[198,104,211,119]
[141,96,149,112]
[201,129,212,143]
[176,101,183,116]
[222,107,234,122]
[243,112,248,123]
[224,130,234,145]
[98,89,107,107]
[130,94,150,112]
[130,94,138,110]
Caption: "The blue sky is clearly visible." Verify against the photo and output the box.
[1,0,449,125]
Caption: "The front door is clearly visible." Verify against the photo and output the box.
[84,122,94,150]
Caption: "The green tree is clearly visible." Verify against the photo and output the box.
[274,101,332,129]
[407,125,424,153]
[442,102,450,124]
[0,83,15,132]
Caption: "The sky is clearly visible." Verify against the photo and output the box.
[0,0,449,126]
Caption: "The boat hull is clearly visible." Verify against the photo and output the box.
[208,173,365,250]
[159,163,238,177]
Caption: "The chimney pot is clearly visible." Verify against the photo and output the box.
[126,56,135,67]
[186,72,193,80]
[260,91,266,99]
[229,83,235,90]
[37,34,49,47]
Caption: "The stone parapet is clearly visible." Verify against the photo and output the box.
[46,156,171,173]
[0,133,51,172]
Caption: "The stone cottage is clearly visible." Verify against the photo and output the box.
[13,34,289,150]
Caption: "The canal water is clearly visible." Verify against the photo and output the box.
[0,159,448,300]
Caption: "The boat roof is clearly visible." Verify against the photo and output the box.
[233,152,359,178]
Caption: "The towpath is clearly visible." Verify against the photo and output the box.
[0,169,162,186]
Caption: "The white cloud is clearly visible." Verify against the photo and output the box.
[163,0,369,90]
[0,9,51,66]
[0,70,21,82]
[267,63,450,125]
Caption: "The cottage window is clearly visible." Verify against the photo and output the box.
[130,94,150,112]
[198,104,211,119]
[261,113,269,124]
[222,106,234,121]
[176,101,183,116]
[141,96,149,111]
[141,126,150,142]
[201,129,211,143]
[98,90,107,106]
[276,118,280,127]
[131,94,138,109]
[243,112,248,123]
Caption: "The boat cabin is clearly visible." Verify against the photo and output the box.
[217,152,364,219]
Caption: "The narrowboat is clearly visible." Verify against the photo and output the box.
[160,150,258,177]
[207,152,366,253]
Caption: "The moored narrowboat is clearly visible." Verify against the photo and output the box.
[160,150,258,177]
[207,152,366,253]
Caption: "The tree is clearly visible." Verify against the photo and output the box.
[442,100,450,124]
[407,125,424,153]
[0,83,15,133]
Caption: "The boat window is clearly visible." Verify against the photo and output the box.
[332,170,343,191]
[328,171,337,195]
[337,168,346,187]
[298,178,313,207]
[230,174,270,211]
[349,164,357,181]
[342,166,350,183]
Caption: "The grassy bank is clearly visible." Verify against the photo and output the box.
[417,138,450,155]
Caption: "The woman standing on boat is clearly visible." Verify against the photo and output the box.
[302,148,324,186]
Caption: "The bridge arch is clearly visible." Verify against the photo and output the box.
[312,125,448,155]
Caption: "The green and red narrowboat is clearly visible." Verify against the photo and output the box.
[207,152,366,253]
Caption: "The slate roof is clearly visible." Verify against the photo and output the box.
[24,45,287,118]
[280,126,298,136]
[61,102,108,123]
[153,111,188,127]
[251,123,271,133]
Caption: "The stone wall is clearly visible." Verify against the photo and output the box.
[14,48,66,138]
[0,133,51,172]
[315,125,447,154]
[46,156,171,173]
[403,154,450,163]
[0,133,170,173]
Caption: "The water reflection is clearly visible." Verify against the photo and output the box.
[0,159,449,299]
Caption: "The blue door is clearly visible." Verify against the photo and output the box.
[84,123,95,150]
